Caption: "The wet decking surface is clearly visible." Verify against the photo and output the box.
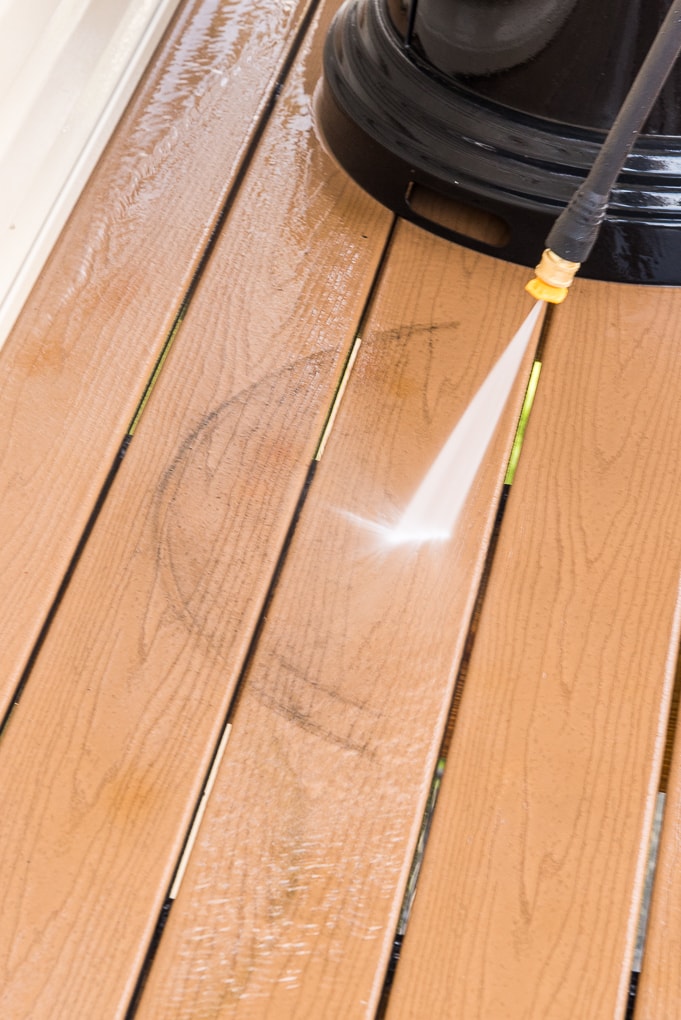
[2,1,681,1017]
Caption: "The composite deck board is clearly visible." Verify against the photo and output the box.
[0,1,392,1014]
[134,236,543,1019]
[635,735,681,1014]
[0,0,316,718]
[384,281,681,1020]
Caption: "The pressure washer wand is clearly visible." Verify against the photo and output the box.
[527,0,681,304]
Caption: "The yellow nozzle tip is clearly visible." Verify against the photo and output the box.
[526,249,580,304]
[525,277,569,304]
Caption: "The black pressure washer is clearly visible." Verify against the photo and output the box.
[318,0,681,295]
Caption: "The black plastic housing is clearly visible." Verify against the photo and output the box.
[319,0,681,284]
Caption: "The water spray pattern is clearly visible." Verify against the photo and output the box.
[346,301,543,547]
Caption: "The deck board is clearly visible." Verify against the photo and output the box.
[636,722,681,1015]
[133,232,542,1019]
[0,1,393,1015]
[384,280,681,1020]
[0,0,317,719]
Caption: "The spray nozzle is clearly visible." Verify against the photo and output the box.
[525,249,581,304]
[525,187,605,301]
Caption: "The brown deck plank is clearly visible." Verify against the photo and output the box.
[0,0,317,717]
[0,2,392,1014]
[384,280,681,1020]
[636,735,681,1015]
[134,234,543,1019]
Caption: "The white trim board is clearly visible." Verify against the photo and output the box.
[0,0,183,351]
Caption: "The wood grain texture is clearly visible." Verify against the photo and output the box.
[385,281,681,1020]
[0,0,315,717]
[134,235,543,1019]
[636,729,681,1015]
[0,2,392,1015]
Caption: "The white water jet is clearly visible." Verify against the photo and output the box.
[347,301,543,548]
[389,300,543,544]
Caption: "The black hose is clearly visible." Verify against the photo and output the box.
[547,0,681,264]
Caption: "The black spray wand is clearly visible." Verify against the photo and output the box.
[527,0,681,304]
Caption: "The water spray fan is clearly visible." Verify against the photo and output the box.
[319,0,681,289]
